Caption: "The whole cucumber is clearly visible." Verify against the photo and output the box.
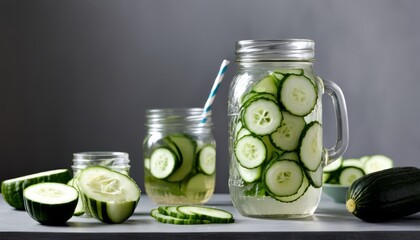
[346,166,420,222]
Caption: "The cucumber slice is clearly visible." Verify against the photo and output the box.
[176,206,234,223]
[23,182,78,225]
[324,157,343,172]
[158,205,197,219]
[150,147,179,179]
[241,93,278,109]
[76,166,141,224]
[67,178,85,216]
[270,111,306,151]
[305,163,323,188]
[167,134,197,182]
[299,121,323,171]
[263,159,304,197]
[261,135,283,162]
[237,162,262,183]
[144,158,151,170]
[278,151,299,161]
[197,145,216,175]
[242,98,282,135]
[342,158,364,169]
[236,128,251,140]
[279,74,317,117]
[183,173,215,198]
[338,167,365,186]
[275,172,310,203]
[150,208,210,225]
[1,169,72,210]
[272,72,285,82]
[251,75,278,95]
[234,135,267,169]
[363,155,393,174]
[274,69,304,75]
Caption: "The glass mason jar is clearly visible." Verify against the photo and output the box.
[143,108,216,205]
[228,39,349,218]
[72,152,131,176]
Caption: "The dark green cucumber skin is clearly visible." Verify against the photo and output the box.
[1,170,72,210]
[23,198,77,225]
[83,194,139,224]
[347,167,420,222]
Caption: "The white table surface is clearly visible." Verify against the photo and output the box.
[1,193,420,240]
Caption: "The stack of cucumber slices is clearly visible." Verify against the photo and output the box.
[323,155,394,186]
[233,69,323,202]
[144,133,216,198]
[150,205,234,224]
[1,167,141,225]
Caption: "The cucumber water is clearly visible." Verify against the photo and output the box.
[144,133,216,205]
[229,69,325,218]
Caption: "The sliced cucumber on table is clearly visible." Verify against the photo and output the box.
[1,169,72,210]
[76,166,141,224]
[23,182,78,225]
[151,205,234,224]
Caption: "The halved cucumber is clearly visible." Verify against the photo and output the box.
[197,145,216,175]
[279,74,317,117]
[263,159,304,197]
[76,166,141,224]
[363,155,393,174]
[1,169,72,210]
[299,121,323,171]
[167,134,197,182]
[234,135,267,169]
[251,75,278,95]
[150,147,179,179]
[242,98,282,136]
[270,111,306,151]
[23,182,78,225]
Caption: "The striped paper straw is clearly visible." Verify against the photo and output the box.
[201,59,230,123]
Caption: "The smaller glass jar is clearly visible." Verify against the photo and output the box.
[143,108,216,205]
[72,152,131,176]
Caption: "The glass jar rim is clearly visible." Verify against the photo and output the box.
[73,151,129,160]
[145,108,213,127]
[235,39,315,62]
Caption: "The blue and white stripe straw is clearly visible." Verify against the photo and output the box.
[201,59,230,123]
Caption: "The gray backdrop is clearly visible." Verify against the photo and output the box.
[2,0,420,193]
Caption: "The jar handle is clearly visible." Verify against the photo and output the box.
[323,79,349,165]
